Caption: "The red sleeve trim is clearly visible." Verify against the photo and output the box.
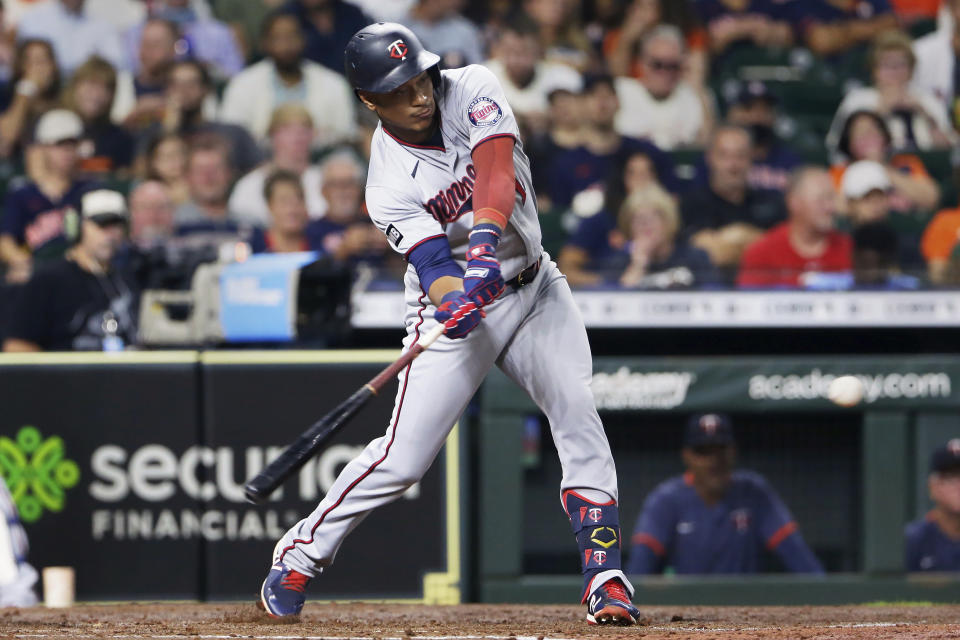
[766,521,798,550]
[471,132,517,153]
[404,233,447,258]
[631,532,665,557]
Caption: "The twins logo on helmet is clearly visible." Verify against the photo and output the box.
[388,39,408,60]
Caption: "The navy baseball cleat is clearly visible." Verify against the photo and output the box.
[586,578,641,625]
[260,563,311,618]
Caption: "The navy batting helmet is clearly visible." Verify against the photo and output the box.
[344,22,441,94]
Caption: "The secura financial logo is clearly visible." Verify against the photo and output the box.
[0,426,80,523]
[591,367,695,409]
[86,443,420,542]
[748,369,951,403]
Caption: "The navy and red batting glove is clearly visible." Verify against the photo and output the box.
[435,291,485,339]
[464,223,505,307]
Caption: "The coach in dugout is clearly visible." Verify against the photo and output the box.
[906,440,960,571]
[628,413,824,575]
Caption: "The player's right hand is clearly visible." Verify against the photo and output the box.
[434,291,485,339]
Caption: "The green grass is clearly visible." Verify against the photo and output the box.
[863,601,936,607]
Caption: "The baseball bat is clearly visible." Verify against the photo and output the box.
[243,323,446,505]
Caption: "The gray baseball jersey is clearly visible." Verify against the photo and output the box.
[273,65,628,596]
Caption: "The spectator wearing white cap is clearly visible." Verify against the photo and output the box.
[0,109,98,283]
[3,189,137,352]
[842,160,924,274]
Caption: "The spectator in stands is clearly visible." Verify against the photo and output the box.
[0,3,15,87]
[483,18,582,136]
[697,0,794,60]
[521,0,593,72]
[0,39,60,159]
[595,183,717,289]
[827,30,954,155]
[830,109,941,213]
[0,110,96,283]
[280,0,369,73]
[137,59,262,174]
[306,151,387,266]
[849,221,920,289]
[682,126,786,276]
[210,0,277,62]
[613,25,715,150]
[175,135,238,229]
[559,149,667,285]
[64,56,134,175]
[723,80,802,193]
[16,0,124,76]
[629,413,824,575]
[229,105,326,228]
[841,160,924,273]
[405,0,484,68]
[111,18,180,129]
[920,193,960,283]
[128,179,175,249]
[525,88,583,202]
[790,0,897,60]
[124,0,243,80]
[3,189,137,352]
[906,439,960,571]
[912,0,960,134]
[140,133,190,205]
[219,12,356,148]
[604,0,707,89]
[737,167,852,288]
[251,169,315,254]
[549,74,677,208]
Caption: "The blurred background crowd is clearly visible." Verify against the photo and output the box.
[2,0,960,350]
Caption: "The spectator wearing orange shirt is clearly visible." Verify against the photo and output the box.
[921,201,960,283]
[738,167,852,288]
[830,109,940,214]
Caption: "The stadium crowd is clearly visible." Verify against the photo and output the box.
[0,0,960,349]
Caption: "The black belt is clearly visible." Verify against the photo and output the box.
[506,258,541,289]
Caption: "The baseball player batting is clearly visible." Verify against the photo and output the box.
[259,22,640,625]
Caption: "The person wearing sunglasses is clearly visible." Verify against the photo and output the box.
[613,24,715,150]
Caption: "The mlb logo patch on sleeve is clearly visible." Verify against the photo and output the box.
[467,97,502,127]
[386,224,404,246]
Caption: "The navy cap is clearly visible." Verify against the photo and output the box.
[930,439,960,473]
[684,413,735,448]
[735,80,777,107]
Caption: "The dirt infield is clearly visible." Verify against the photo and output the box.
[4,602,960,640]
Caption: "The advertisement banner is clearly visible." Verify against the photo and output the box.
[0,355,451,601]
[0,359,203,599]
[589,357,960,412]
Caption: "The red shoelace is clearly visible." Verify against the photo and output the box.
[280,570,309,593]
[602,580,629,602]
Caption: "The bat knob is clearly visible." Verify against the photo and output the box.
[244,480,271,505]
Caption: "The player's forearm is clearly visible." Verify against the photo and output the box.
[428,275,465,307]
[471,136,517,230]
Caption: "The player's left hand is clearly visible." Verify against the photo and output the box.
[464,225,505,307]
[435,292,486,339]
